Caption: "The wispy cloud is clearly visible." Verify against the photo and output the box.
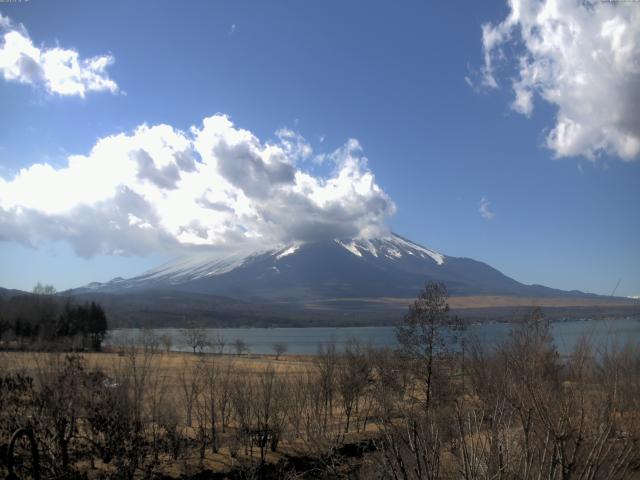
[479,196,495,220]
[474,0,640,161]
[0,13,118,97]
[0,115,395,257]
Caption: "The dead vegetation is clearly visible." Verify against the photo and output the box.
[1,284,639,479]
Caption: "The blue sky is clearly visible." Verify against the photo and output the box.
[0,0,638,296]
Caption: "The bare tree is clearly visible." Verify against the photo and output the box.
[370,284,460,480]
[218,360,235,432]
[285,370,311,441]
[178,361,201,427]
[233,338,249,356]
[140,326,160,354]
[159,333,173,354]
[145,361,171,465]
[32,282,57,295]
[100,343,158,478]
[210,330,226,355]
[337,339,370,433]
[253,367,288,463]
[456,309,640,479]
[229,374,254,456]
[272,342,287,360]
[181,323,209,354]
[198,356,222,453]
[396,282,457,414]
[315,341,338,434]
[34,354,84,470]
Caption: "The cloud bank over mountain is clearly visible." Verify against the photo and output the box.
[479,0,640,161]
[0,13,118,97]
[0,115,395,257]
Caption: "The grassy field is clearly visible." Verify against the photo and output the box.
[2,314,640,479]
[0,349,315,377]
[0,348,321,431]
[352,295,640,308]
[0,349,377,478]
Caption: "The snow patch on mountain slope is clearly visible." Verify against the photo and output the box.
[358,239,379,257]
[385,247,402,259]
[80,233,445,291]
[334,234,445,265]
[140,248,273,283]
[335,240,363,257]
[275,245,300,260]
[388,235,444,265]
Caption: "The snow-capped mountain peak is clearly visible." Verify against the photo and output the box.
[334,235,445,265]
[73,231,598,302]
[78,233,446,293]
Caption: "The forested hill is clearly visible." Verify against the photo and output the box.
[0,287,108,350]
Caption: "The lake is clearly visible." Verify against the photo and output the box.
[104,317,640,356]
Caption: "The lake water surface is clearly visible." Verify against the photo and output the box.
[105,317,640,356]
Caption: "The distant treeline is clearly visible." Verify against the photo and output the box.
[71,290,640,329]
[0,284,108,350]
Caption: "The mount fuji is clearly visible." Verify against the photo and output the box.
[76,233,594,300]
[66,233,639,326]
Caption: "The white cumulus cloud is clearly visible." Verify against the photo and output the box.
[479,196,496,220]
[0,13,118,97]
[0,115,395,257]
[478,0,640,161]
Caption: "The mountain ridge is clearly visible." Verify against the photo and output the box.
[2,230,639,328]
[74,233,598,300]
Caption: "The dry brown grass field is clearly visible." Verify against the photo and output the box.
[0,349,315,378]
[376,295,639,308]
[0,349,339,434]
[0,348,381,478]
[2,301,640,479]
